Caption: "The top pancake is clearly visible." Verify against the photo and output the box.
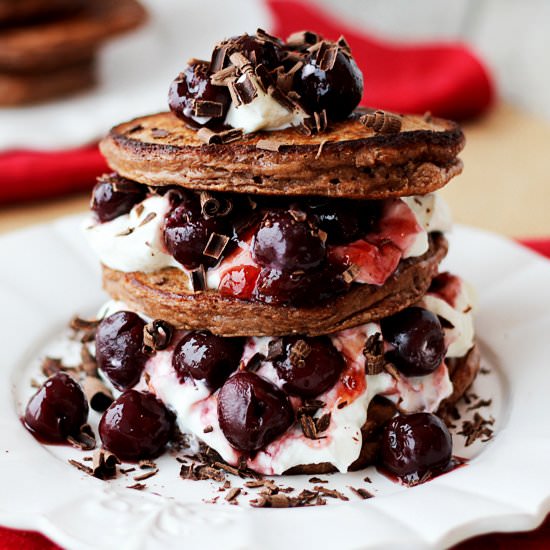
[0,0,147,72]
[0,0,81,25]
[100,109,464,199]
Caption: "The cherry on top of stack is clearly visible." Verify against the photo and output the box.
[88,29,464,337]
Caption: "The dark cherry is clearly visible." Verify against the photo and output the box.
[252,210,326,272]
[24,372,88,443]
[254,261,348,306]
[295,49,363,121]
[273,336,345,397]
[99,390,174,462]
[380,307,447,377]
[95,311,148,391]
[91,174,146,223]
[168,60,230,129]
[380,413,452,480]
[172,331,244,391]
[217,372,294,452]
[163,194,228,270]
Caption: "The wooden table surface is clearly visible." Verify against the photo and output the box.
[0,102,549,237]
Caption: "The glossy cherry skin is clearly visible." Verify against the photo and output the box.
[295,50,363,121]
[217,372,294,452]
[252,210,326,272]
[168,60,230,129]
[99,390,175,462]
[172,331,244,391]
[95,311,148,391]
[91,175,146,223]
[163,195,228,270]
[380,307,447,377]
[380,412,452,479]
[254,261,349,306]
[24,372,88,443]
[273,336,345,398]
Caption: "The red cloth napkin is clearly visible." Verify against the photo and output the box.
[0,0,493,205]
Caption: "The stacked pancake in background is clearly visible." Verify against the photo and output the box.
[0,0,146,105]
[24,30,479,484]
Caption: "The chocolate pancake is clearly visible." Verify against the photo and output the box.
[283,344,481,475]
[0,58,95,106]
[102,233,447,337]
[99,109,464,199]
[0,0,146,72]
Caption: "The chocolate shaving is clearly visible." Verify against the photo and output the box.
[83,376,113,412]
[384,363,401,381]
[337,400,348,410]
[210,65,238,86]
[315,139,328,160]
[67,424,96,451]
[68,459,93,475]
[342,264,360,284]
[300,110,328,135]
[190,265,206,292]
[232,73,259,105]
[266,338,284,361]
[180,464,226,483]
[143,319,174,351]
[467,398,492,412]
[349,486,374,500]
[41,357,64,377]
[115,227,134,237]
[193,99,225,118]
[300,415,318,440]
[297,400,325,417]
[70,316,100,332]
[197,127,244,145]
[151,128,170,139]
[203,425,214,434]
[225,487,241,502]
[134,469,159,482]
[289,339,311,367]
[139,459,157,470]
[80,345,97,377]
[309,477,328,484]
[316,41,339,71]
[360,110,402,134]
[256,139,286,152]
[336,36,352,56]
[210,43,230,73]
[127,483,146,490]
[458,412,494,446]
[244,480,265,488]
[256,28,281,45]
[229,51,254,72]
[212,461,242,477]
[363,333,386,375]
[92,448,120,480]
[316,413,331,433]
[199,191,232,218]
[138,212,157,227]
[313,486,349,501]
[250,489,320,508]
[203,233,230,259]
[286,31,320,48]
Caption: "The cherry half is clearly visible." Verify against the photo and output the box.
[172,331,243,391]
[91,174,146,223]
[95,311,148,391]
[99,390,175,461]
[273,336,345,398]
[380,307,447,377]
[24,372,88,443]
[217,372,294,452]
[380,412,452,482]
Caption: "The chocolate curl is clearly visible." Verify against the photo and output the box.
[199,191,232,218]
[83,376,114,412]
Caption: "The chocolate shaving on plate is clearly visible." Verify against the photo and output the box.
[127,483,146,491]
[313,486,349,501]
[309,477,328,484]
[225,487,241,502]
[138,459,157,470]
[41,357,64,377]
[92,448,120,480]
[349,486,374,500]
[458,412,495,446]
[134,469,159,482]
[203,233,230,260]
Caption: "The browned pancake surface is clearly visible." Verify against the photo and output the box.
[0,0,147,71]
[102,234,447,337]
[100,110,464,199]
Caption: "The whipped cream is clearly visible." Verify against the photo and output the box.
[225,74,306,133]
[85,195,179,273]
[85,193,452,292]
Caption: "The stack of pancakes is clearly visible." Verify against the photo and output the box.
[85,31,480,475]
[0,0,146,105]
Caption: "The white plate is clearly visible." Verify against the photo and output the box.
[0,0,271,151]
[1,216,550,550]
